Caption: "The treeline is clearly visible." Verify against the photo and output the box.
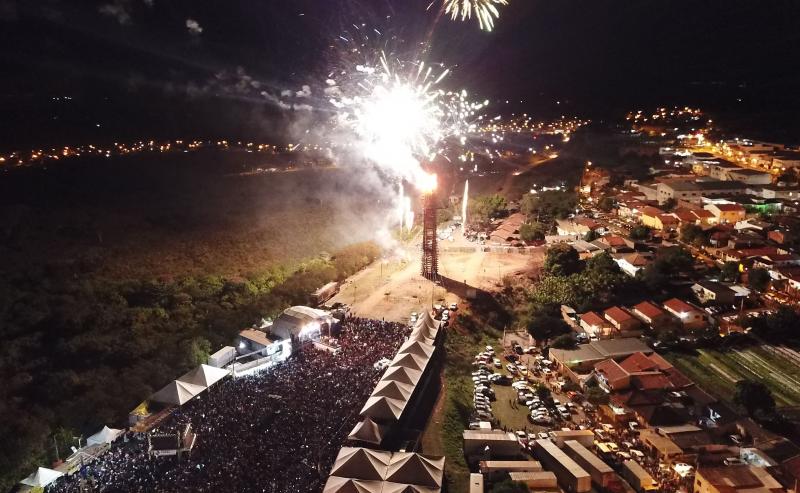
[0,241,379,491]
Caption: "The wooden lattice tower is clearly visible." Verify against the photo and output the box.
[421,192,439,279]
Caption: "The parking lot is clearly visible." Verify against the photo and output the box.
[467,340,689,493]
[468,341,591,446]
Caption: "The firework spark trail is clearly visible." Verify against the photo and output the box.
[439,0,509,31]
[328,50,488,191]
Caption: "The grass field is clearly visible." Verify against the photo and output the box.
[420,313,502,493]
[664,345,800,409]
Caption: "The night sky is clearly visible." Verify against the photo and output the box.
[2,0,800,148]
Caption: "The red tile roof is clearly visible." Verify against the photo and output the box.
[619,352,660,373]
[604,306,634,324]
[712,203,745,212]
[593,360,630,390]
[602,235,629,247]
[633,301,666,320]
[641,206,664,217]
[580,311,606,327]
[645,352,675,371]
[663,298,697,314]
[632,373,673,391]
[658,214,679,225]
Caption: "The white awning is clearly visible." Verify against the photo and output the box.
[86,425,124,446]
[20,467,63,487]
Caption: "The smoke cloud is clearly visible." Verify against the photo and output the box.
[99,0,132,25]
[186,18,203,36]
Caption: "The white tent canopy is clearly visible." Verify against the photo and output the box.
[87,425,124,446]
[20,467,63,487]
[151,380,206,405]
[178,364,230,388]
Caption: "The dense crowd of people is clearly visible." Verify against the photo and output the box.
[48,317,410,493]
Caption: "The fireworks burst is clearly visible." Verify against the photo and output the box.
[330,51,487,191]
[442,0,509,31]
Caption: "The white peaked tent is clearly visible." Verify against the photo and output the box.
[178,364,230,388]
[397,340,435,359]
[382,365,423,386]
[151,380,206,405]
[329,447,392,481]
[391,352,428,373]
[20,467,63,488]
[86,425,124,446]
[359,396,405,422]
[347,417,387,445]
[413,311,439,333]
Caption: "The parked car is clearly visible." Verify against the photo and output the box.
[506,363,518,374]
[494,375,512,385]
[493,358,502,368]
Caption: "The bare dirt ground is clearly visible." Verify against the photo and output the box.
[330,230,542,322]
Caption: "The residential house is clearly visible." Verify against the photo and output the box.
[753,185,800,200]
[752,254,800,270]
[593,235,635,253]
[593,352,690,393]
[549,339,654,382]
[771,150,800,171]
[640,206,665,229]
[556,217,601,239]
[639,206,681,231]
[723,247,782,264]
[693,465,784,493]
[673,207,714,227]
[768,229,795,245]
[656,179,748,204]
[631,301,672,329]
[770,267,800,299]
[662,298,708,330]
[727,169,773,185]
[705,203,746,224]
[604,307,641,334]
[579,311,610,338]
[691,280,737,305]
[613,252,652,277]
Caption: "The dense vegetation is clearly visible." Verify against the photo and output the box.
[0,242,379,490]
[0,153,390,490]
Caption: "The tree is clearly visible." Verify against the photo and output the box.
[584,229,600,242]
[491,478,530,493]
[586,386,610,405]
[520,191,577,220]
[585,251,620,276]
[543,244,582,277]
[662,198,677,211]
[680,224,704,244]
[519,222,547,242]
[629,225,652,241]
[748,268,770,292]
[598,196,615,212]
[720,261,740,282]
[734,379,776,417]
[527,312,571,342]
[529,276,584,313]
[469,194,508,229]
[748,306,800,341]
[183,337,212,368]
[535,383,552,400]
[551,333,577,349]
[657,246,695,273]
